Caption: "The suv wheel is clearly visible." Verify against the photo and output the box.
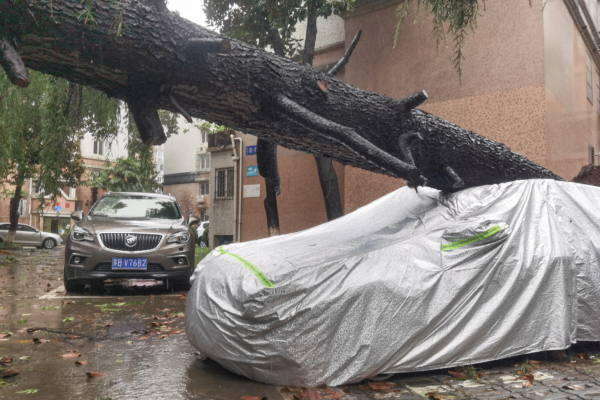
[43,238,56,249]
[63,268,85,293]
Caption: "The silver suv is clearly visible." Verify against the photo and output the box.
[64,192,199,293]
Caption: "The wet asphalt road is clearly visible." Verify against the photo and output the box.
[5,247,600,400]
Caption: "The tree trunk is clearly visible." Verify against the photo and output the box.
[256,137,281,236]
[91,187,98,206]
[6,175,24,245]
[0,1,562,192]
[303,8,344,221]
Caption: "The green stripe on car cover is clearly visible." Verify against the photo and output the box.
[441,225,502,252]
[219,246,274,287]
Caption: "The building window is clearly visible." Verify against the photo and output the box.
[18,199,26,216]
[155,150,164,163]
[200,182,209,195]
[93,140,104,155]
[196,153,210,170]
[587,52,594,104]
[215,168,234,200]
[201,131,208,143]
[155,164,164,172]
[156,176,163,184]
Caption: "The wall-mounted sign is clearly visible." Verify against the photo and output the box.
[246,145,257,156]
[243,184,261,198]
[246,165,258,177]
[53,206,62,212]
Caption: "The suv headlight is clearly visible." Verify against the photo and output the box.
[71,225,94,242]
[168,230,190,244]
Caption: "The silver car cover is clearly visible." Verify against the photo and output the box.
[186,180,600,387]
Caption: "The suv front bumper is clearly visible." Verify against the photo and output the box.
[64,237,195,282]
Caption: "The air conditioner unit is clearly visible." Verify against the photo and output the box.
[196,195,206,204]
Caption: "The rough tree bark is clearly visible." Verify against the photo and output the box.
[6,174,24,245]
[0,0,562,193]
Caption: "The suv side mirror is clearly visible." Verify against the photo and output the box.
[188,215,200,227]
[71,210,84,222]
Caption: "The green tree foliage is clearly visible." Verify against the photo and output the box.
[91,156,159,193]
[0,70,122,243]
[204,0,352,58]
[395,0,487,79]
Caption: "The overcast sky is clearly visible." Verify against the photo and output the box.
[168,0,207,27]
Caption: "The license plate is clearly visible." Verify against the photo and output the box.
[112,258,148,270]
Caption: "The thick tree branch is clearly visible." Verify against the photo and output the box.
[328,30,362,77]
[0,38,29,87]
[275,94,425,186]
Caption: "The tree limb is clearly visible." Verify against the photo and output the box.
[328,30,362,77]
[0,38,29,87]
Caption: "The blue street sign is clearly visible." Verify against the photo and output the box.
[246,165,258,177]
[54,206,62,212]
[246,145,257,156]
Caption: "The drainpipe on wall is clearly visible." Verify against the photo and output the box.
[231,134,239,242]
[234,137,243,242]
[28,178,32,226]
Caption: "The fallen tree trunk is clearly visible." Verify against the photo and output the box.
[0,0,562,191]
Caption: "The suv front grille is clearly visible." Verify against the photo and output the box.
[94,263,164,272]
[99,233,162,251]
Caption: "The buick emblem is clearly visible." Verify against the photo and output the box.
[125,235,138,248]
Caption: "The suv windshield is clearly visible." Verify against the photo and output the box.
[90,196,182,219]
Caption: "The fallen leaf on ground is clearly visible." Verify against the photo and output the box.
[0,333,11,338]
[75,360,88,365]
[577,353,591,360]
[2,370,19,378]
[157,308,171,312]
[15,389,37,394]
[104,323,112,327]
[366,382,395,392]
[85,371,104,378]
[448,371,468,379]
[1,357,12,363]
[61,301,75,305]
[158,335,168,339]
[67,334,80,339]
[529,360,541,364]
[66,349,79,353]
[240,396,266,400]
[19,356,31,360]
[563,384,585,390]
[151,322,160,327]
[519,374,534,383]
[137,336,150,340]
[426,393,454,400]
[169,330,183,335]
[61,353,82,358]
[178,295,187,300]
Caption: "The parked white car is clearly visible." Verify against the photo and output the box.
[0,223,63,249]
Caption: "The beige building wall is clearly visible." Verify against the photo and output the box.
[544,0,600,179]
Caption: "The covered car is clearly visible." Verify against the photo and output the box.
[186,180,600,387]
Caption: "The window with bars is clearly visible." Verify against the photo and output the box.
[200,182,209,195]
[587,52,594,104]
[215,168,234,199]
